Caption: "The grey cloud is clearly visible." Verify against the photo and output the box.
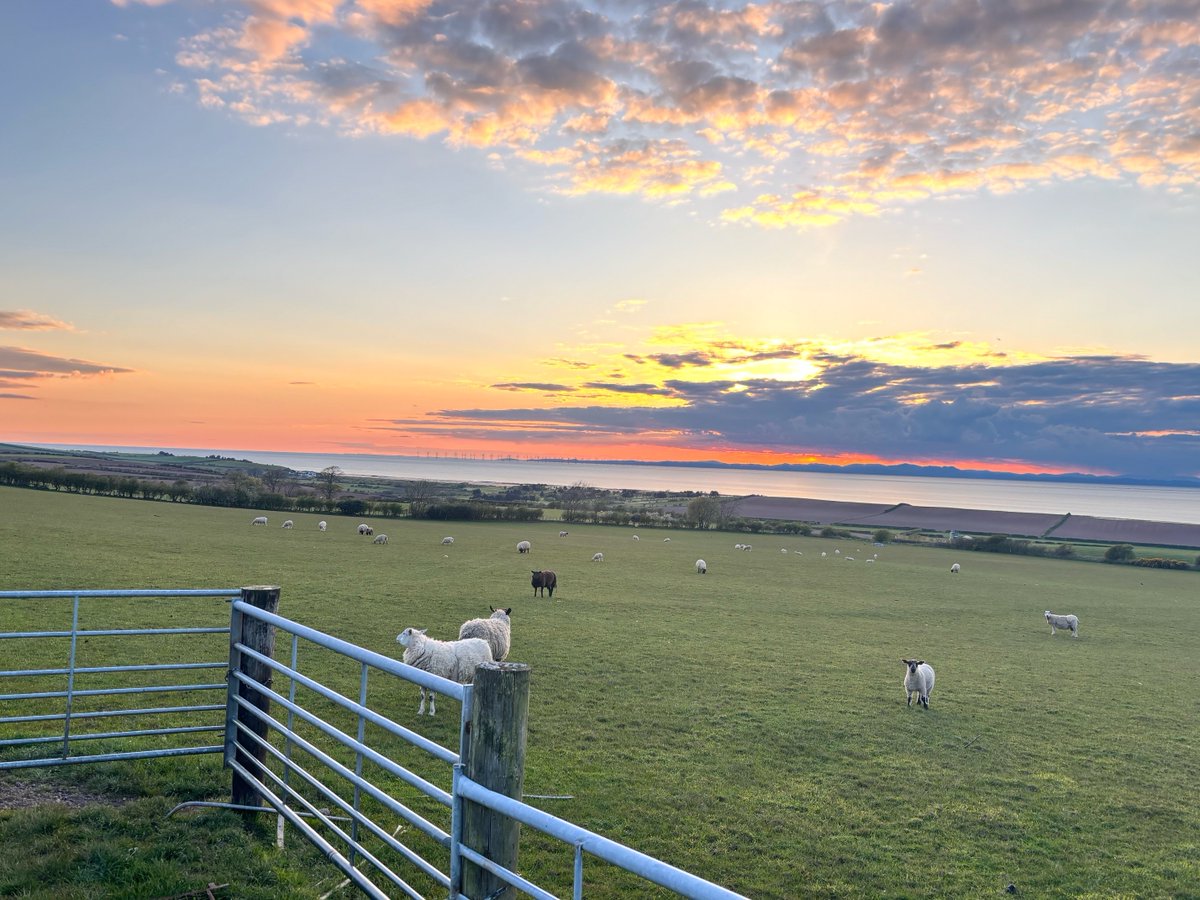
[0,346,134,377]
[493,382,576,391]
[0,310,73,331]
[581,381,676,395]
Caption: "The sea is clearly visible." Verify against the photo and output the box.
[34,444,1200,525]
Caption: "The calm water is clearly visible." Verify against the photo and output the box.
[41,444,1200,525]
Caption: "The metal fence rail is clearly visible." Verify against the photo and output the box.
[0,589,238,769]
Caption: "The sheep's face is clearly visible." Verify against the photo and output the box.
[396,627,427,647]
[902,659,924,674]
[1044,611,1052,620]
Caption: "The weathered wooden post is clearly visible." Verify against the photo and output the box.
[226,585,280,809]
[462,661,530,899]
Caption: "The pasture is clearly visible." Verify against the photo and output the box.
[1,485,1198,898]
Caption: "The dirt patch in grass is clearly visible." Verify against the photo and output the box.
[0,775,133,809]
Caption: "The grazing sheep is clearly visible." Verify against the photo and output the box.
[373,534,389,545]
[780,548,788,553]
[592,552,604,562]
[950,563,961,573]
[695,559,707,574]
[559,531,569,537]
[281,520,295,529]
[734,543,745,550]
[742,544,752,552]
[834,549,840,555]
[442,536,455,545]
[531,570,557,598]
[251,516,268,526]
[901,659,936,709]
[395,628,493,716]
[1045,611,1079,637]
[318,521,327,532]
[632,534,640,541]
[663,537,671,542]
[358,524,374,536]
[458,607,512,662]
[517,540,532,554]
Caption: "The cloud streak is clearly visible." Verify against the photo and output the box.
[0,310,75,331]
[131,0,1200,226]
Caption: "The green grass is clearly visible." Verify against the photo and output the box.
[1,486,1198,898]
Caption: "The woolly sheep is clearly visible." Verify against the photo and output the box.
[318,521,327,532]
[458,607,512,663]
[517,540,531,554]
[559,531,569,537]
[950,563,961,573]
[742,544,752,552]
[442,536,455,545]
[251,516,268,526]
[358,523,374,536]
[373,534,389,544]
[663,537,671,542]
[780,548,788,553]
[592,552,604,562]
[281,520,294,529]
[396,628,493,716]
[821,551,827,558]
[695,559,707,574]
[531,570,557,598]
[1045,611,1079,637]
[901,659,935,709]
[734,544,745,550]
[632,534,640,541]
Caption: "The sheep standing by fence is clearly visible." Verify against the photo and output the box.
[395,628,493,716]
[458,607,512,662]
[1045,611,1079,637]
[902,659,935,709]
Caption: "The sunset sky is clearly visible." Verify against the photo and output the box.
[2,0,1198,480]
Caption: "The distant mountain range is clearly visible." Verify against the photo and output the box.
[530,457,1200,489]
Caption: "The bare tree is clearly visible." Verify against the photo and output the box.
[317,466,343,503]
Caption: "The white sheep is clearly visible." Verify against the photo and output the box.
[358,523,374,536]
[950,563,961,573]
[592,552,604,562]
[281,520,294,529]
[1045,611,1079,638]
[734,543,745,550]
[373,534,389,545]
[632,534,640,541]
[250,516,268,526]
[395,628,493,716]
[517,540,531,554]
[821,551,827,558]
[442,536,455,545]
[663,537,671,542]
[318,521,327,532]
[559,531,569,537]
[695,559,707,574]
[742,544,752,552]
[901,659,935,709]
[458,607,512,663]
[780,548,788,553]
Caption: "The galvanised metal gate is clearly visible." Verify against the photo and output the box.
[0,588,237,769]
[1,588,746,900]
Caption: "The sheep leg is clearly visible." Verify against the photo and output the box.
[428,690,437,716]
[906,691,913,707]
[417,688,427,716]
[921,693,929,709]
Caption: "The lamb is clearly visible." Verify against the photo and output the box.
[592,552,604,562]
[901,659,935,709]
[950,563,961,573]
[458,607,512,662]
[281,520,294,529]
[395,628,493,716]
[358,524,374,536]
[442,536,455,545]
[531,570,556,598]
[318,521,327,532]
[373,534,389,544]
[517,540,531,554]
[695,559,707,574]
[251,516,268,526]
[1045,611,1079,637]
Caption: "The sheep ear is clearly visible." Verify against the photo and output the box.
[418,628,427,635]
[505,607,512,615]
[917,660,925,665]
[490,606,496,612]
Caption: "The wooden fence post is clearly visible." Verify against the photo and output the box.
[227,585,280,809]
[462,661,530,899]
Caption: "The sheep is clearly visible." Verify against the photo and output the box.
[458,607,512,662]
[358,523,374,536]
[821,551,827,558]
[250,516,268,526]
[632,534,640,541]
[395,628,493,716]
[950,563,961,573]
[901,659,935,709]
[695,559,707,574]
[531,570,557,598]
[281,520,295,529]
[742,544,752,552]
[442,536,455,545]
[559,531,569,537]
[734,544,745,550]
[517,540,531,554]
[1045,611,1079,638]
[592,552,604,562]
[318,521,327,532]
[663,537,671,542]
[780,548,788,553]
[373,534,389,545]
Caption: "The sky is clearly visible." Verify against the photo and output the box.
[1,0,1198,481]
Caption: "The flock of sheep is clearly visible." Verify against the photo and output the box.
[251,514,1083,714]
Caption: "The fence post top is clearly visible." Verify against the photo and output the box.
[478,661,530,673]
[240,585,281,592]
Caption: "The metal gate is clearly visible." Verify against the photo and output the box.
[2,588,745,899]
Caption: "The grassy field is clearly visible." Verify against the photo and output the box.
[1,485,1198,899]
